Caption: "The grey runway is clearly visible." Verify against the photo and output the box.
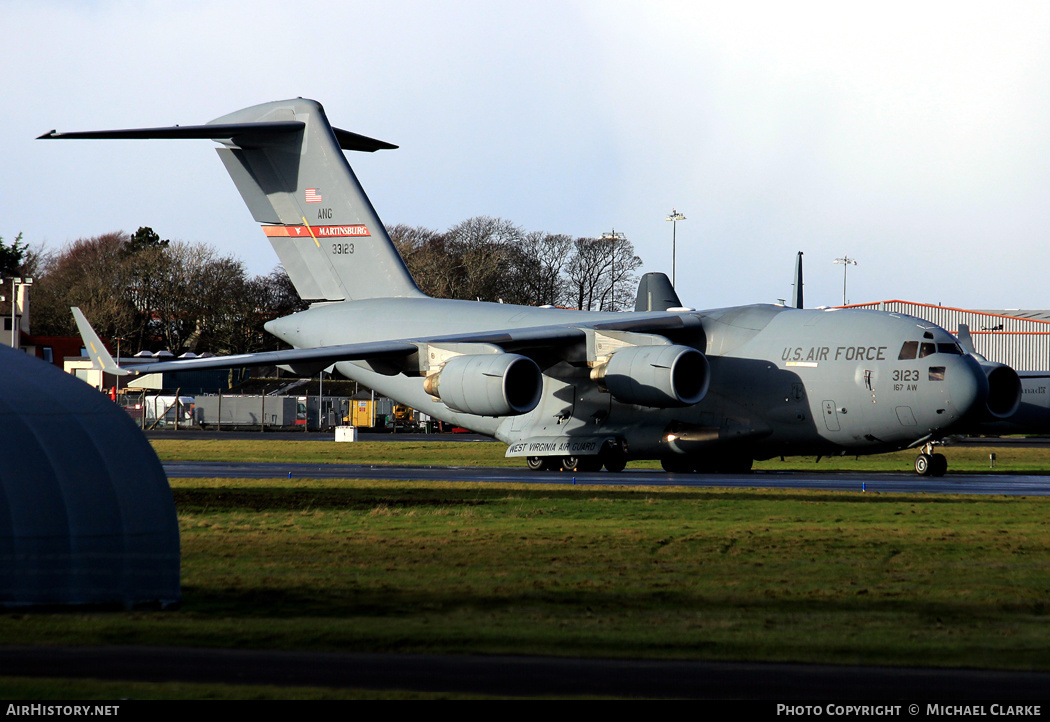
[2,645,1049,699]
[164,460,1050,496]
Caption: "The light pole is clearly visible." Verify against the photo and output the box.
[113,336,124,397]
[665,208,685,287]
[833,255,857,306]
[600,229,626,311]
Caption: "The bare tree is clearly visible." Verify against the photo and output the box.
[566,234,642,311]
[566,236,607,311]
[29,218,646,353]
[501,231,572,306]
[30,232,136,338]
[30,229,308,356]
[443,216,524,302]
[387,223,456,298]
[393,219,641,309]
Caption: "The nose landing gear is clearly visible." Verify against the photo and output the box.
[914,443,948,477]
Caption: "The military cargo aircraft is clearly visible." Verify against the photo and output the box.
[788,254,1029,470]
[45,98,1020,476]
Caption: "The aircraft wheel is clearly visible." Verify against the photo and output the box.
[600,443,627,473]
[661,456,694,473]
[526,456,552,471]
[692,460,716,474]
[930,453,948,477]
[579,457,603,472]
[562,456,601,472]
[718,455,754,474]
[914,453,933,476]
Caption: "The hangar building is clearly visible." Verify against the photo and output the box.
[0,344,180,608]
[844,301,1050,372]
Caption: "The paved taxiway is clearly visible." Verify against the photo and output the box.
[3,645,1049,700]
[164,460,1050,496]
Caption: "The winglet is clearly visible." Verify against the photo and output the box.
[71,307,131,376]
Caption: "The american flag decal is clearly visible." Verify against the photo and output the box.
[305,188,322,203]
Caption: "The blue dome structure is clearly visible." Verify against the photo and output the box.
[0,345,180,607]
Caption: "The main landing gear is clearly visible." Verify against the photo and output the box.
[914,443,947,477]
[660,453,754,474]
[526,455,619,472]
[526,441,628,473]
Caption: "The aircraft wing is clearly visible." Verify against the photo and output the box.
[73,306,699,377]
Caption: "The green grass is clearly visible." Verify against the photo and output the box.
[7,439,1050,697]
[0,676,491,700]
[150,437,1050,474]
[152,438,506,466]
[4,480,1049,670]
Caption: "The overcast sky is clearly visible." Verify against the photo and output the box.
[5,1,1050,310]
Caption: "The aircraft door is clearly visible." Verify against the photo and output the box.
[895,406,917,426]
[821,400,840,432]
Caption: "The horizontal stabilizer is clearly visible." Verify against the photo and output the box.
[39,122,397,152]
[41,98,413,303]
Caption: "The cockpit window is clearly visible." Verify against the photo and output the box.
[929,366,946,381]
[900,340,961,359]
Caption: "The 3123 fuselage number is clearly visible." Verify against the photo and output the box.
[892,369,919,382]
[332,243,355,255]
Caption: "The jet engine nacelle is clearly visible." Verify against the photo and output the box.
[979,361,1022,419]
[592,345,710,408]
[423,353,542,417]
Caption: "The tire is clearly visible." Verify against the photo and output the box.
[718,455,754,474]
[563,456,601,472]
[579,456,603,472]
[661,456,694,473]
[930,453,948,477]
[526,456,548,471]
[600,442,627,473]
[914,453,932,476]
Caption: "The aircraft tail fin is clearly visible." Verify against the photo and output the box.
[42,99,424,304]
[71,307,130,377]
[634,272,683,312]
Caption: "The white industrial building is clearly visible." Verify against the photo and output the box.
[844,301,1050,372]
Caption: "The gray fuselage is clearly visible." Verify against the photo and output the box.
[266,297,986,462]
